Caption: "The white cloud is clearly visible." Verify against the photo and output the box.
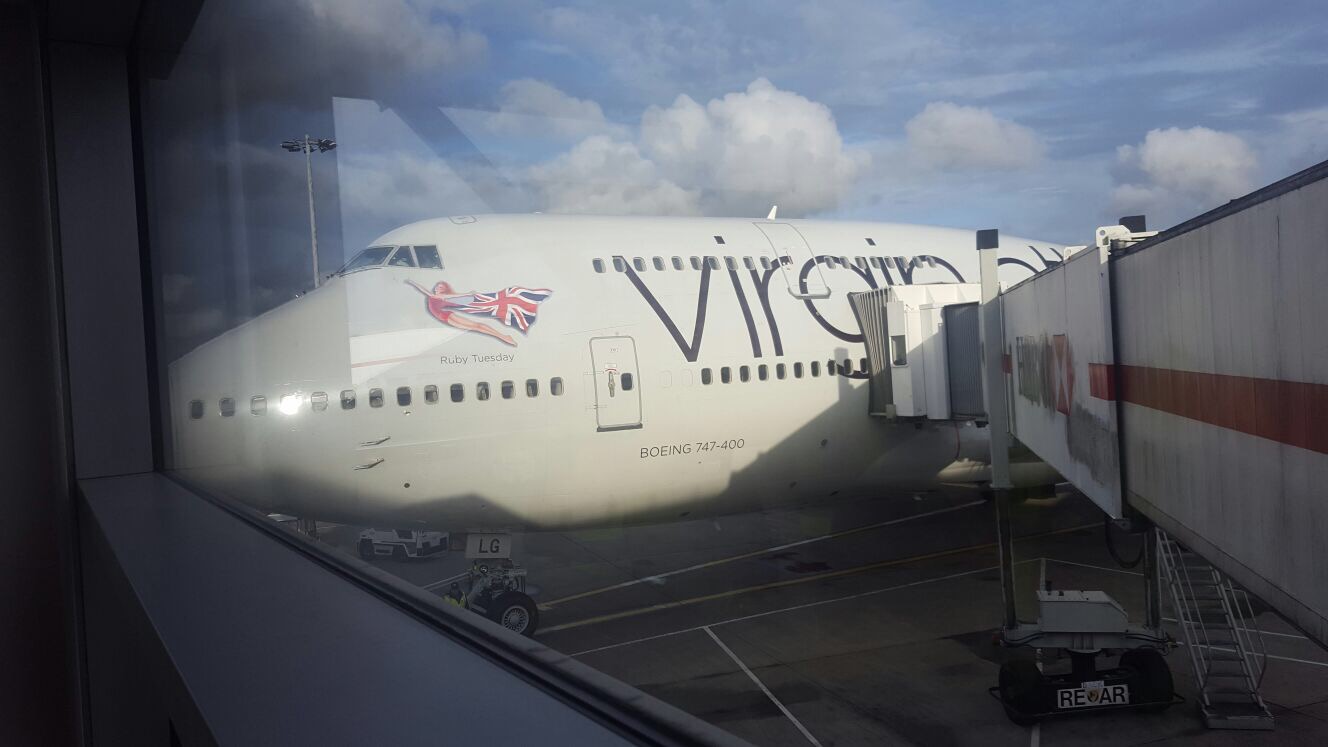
[526,135,700,216]
[638,78,868,217]
[905,102,1045,171]
[339,150,493,240]
[489,79,624,139]
[1111,126,1257,220]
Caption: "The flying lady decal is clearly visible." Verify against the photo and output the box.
[407,280,552,347]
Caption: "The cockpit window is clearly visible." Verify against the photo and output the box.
[414,245,443,269]
[341,246,392,272]
[387,246,417,267]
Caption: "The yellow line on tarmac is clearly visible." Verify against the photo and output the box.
[539,500,985,611]
[540,522,1096,634]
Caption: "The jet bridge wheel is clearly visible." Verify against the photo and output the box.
[488,591,539,637]
[1120,649,1173,712]
[998,659,1044,726]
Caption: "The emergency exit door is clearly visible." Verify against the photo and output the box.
[590,336,642,432]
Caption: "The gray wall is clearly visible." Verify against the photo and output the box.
[0,2,78,744]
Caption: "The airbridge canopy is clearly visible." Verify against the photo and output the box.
[994,158,1328,646]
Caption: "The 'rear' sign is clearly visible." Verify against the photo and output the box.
[1056,681,1128,709]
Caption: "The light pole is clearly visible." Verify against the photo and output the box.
[281,135,337,289]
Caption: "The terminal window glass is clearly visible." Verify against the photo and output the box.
[450,384,464,403]
[414,245,443,269]
[397,386,411,406]
[501,380,514,399]
[477,382,490,401]
[550,377,564,396]
[311,392,328,411]
[424,385,439,403]
[340,390,356,410]
[219,397,235,417]
[250,396,266,415]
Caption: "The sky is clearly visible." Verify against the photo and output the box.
[142,0,1328,357]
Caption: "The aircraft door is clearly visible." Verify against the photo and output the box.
[755,222,831,299]
[589,336,642,432]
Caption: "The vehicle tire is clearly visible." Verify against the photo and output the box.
[1121,649,1172,712]
[358,539,375,560]
[487,591,539,637]
[998,659,1044,726]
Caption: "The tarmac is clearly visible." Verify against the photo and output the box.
[318,488,1328,746]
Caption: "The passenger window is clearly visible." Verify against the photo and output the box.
[340,390,356,409]
[219,397,236,417]
[794,362,804,378]
[776,363,786,379]
[840,256,849,267]
[652,257,665,271]
[859,357,868,373]
[706,256,720,270]
[870,257,882,268]
[739,365,750,382]
[450,384,464,402]
[721,367,732,384]
[885,257,897,269]
[633,257,647,272]
[690,256,701,270]
[866,237,877,246]
[387,247,416,267]
[758,364,768,381]
[414,245,443,269]
[477,382,490,401]
[526,379,538,397]
[424,385,439,403]
[760,256,772,270]
[189,399,204,419]
[811,361,821,377]
[702,368,712,385]
[713,235,725,244]
[369,388,384,407]
[311,391,328,411]
[396,386,411,406]
[724,256,736,270]
[621,373,634,391]
[843,358,853,374]
[613,257,626,272]
[743,257,755,270]
[592,258,605,273]
[672,256,684,270]
[251,395,267,415]
[501,380,514,399]
[856,257,868,269]
[550,377,564,396]
[827,359,837,376]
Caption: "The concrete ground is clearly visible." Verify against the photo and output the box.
[316,490,1328,746]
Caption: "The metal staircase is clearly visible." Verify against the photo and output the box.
[1156,532,1274,729]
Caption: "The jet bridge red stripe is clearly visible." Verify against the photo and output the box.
[1113,364,1328,455]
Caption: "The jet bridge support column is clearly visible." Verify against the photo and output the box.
[977,229,1017,630]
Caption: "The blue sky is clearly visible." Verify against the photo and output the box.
[146,0,1328,356]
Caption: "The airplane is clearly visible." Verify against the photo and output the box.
[168,213,1064,634]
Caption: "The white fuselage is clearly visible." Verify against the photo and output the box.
[169,214,1062,531]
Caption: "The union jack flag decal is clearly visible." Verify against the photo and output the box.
[454,286,553,333]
